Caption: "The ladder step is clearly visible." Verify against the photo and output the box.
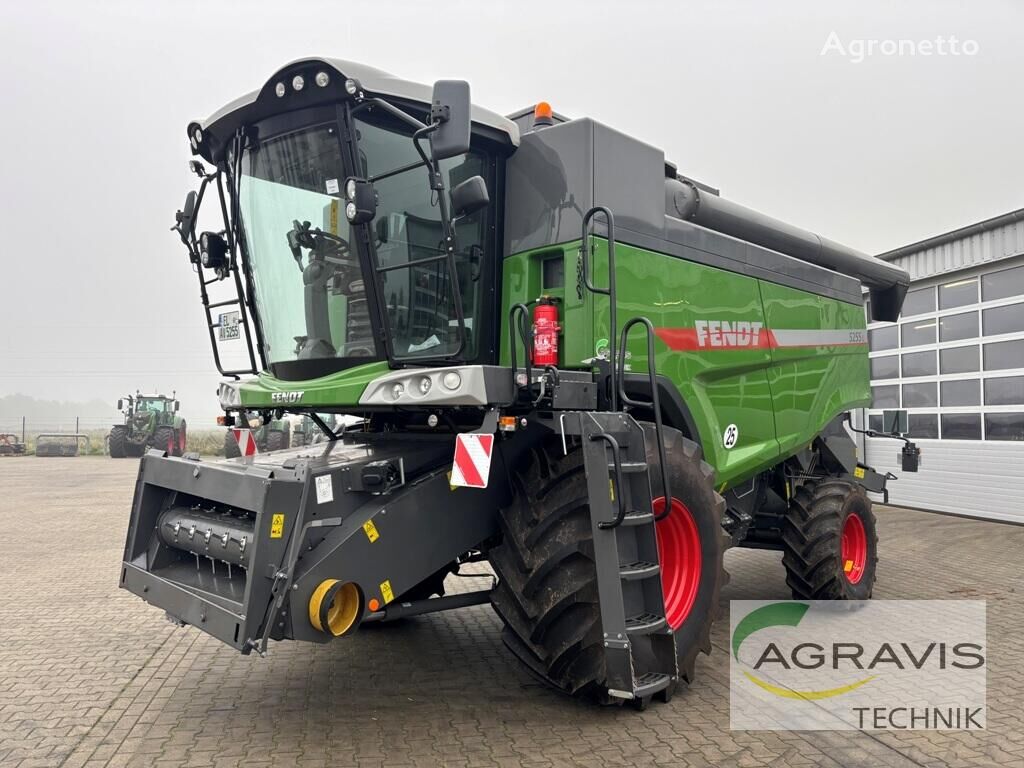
[619,560,660,581]
[621,510,654,526]
[625,612,668,635]
[612,461,648,474]
[633,672,673,698]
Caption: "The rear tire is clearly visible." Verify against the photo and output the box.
[223,430,241,458]
[782,478,878,600]
[265,429,289,452]
[152,426,176,456]
[176,421,187,456]
[109,426,127,459]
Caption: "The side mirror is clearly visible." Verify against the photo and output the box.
[429,80,471,162]
[174,401,180,412]
[882,409,908,435]
[117,399,123,410]
[343,178,377,224]
[451,175,489,218]
[199,232,229,272]
[174,191,198,247]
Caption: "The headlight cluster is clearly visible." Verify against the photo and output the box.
[218,382,242,409]
[343,177,377,224]
[274,71,332,98]
[384,371,463,402]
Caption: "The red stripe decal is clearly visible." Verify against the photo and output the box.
[453,436,485,487]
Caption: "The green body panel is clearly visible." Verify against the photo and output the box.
[237,361,389,408]
[501,239,868,487]
[758,281,870,459]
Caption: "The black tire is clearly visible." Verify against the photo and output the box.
[265,429,289,452]
[488,440,605,698]
[782,478,878,600]
[176,421,187,457]
[109,426,127,459]
[640,423,729,685]
[223,429,241,458]
[488,427,728,699]
[151,426,177,455]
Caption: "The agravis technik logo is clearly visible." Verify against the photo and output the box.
[730,600,986,730]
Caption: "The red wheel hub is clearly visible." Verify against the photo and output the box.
[653,496,702,630]
[841,512,868,584]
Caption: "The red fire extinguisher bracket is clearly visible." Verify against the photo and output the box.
[531,296,561,366]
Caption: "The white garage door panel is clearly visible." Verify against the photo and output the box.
[865,438,1024,524]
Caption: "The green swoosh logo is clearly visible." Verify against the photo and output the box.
[732,602,874,700]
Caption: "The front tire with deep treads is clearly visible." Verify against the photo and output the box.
[108,426,127,459]
[223,429,241,458]
[265,429,289,452]
[488,441,606,698]
[152,426,176,456]
[488,425,728,700]
[782,478,878,600]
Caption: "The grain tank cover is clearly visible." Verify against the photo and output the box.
[504,114,908,321]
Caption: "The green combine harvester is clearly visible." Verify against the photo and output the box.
[120,58,919,706]
[110,393,186,458]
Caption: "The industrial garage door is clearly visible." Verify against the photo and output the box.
[862,262,1024,524]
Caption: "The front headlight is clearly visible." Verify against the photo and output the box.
[218,382,242,408]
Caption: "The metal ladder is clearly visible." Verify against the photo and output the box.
[575,207,678,703]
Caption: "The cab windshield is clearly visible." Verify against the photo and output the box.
[137,399,167,413]
[240,123,374,367]
[237,114,490,374]
[353,114,488,359]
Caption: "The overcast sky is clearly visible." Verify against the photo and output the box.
[0,0,1021,421]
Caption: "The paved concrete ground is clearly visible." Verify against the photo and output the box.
[1,457,1021,768]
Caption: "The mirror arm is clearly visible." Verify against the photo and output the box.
[351,97,428,133]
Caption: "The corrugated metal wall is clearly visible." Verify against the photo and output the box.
[864,209,1024,523]
[865,438,1024,524]
[885,215,1024,282]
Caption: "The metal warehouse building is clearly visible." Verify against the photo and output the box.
[853,208,1024,524]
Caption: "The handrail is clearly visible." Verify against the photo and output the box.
[618,317,673,521]
[581,206,618,412]
[592,432,628,529]
[508,302,533,397]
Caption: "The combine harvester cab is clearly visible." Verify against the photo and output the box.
[121,57,919,706]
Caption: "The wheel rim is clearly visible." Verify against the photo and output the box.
[841,512,868,584]
[653,496,702,630]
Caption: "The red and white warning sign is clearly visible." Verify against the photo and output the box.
[231,428,258,457]
[450,433,495,488]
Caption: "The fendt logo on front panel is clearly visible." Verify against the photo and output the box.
[271,391,305,404]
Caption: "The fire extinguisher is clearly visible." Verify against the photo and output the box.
[531,297,560,366]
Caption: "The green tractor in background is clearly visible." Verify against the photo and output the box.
[109,393,186,458]
[222,412,291,457]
